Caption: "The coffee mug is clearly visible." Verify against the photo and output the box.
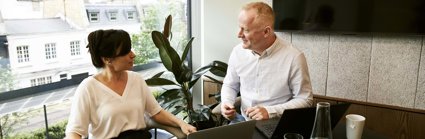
[346,114,366,139]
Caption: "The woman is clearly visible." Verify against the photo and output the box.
[65,29,196,139]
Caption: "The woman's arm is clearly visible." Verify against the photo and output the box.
[151,109,196,135]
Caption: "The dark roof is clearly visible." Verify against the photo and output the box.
[4,18,74,35]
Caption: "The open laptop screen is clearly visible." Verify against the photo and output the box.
[256,103,351,139]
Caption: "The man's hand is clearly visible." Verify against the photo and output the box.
[221,103,236,120]
[245,106,269,120]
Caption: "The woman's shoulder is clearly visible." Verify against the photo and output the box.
[126,70,145,81]
[79,76,97,87]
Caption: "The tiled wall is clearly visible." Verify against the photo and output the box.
[277,32,425,110]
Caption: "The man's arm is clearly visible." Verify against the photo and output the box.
[220,48,241,120]
[263,53,314,118]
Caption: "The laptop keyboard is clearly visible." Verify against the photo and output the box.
[256,118,280,138]
[260,123,276,137]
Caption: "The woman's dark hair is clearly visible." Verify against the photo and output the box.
[86,29,132,68]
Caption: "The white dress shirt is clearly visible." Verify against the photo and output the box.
[221,36,313,119]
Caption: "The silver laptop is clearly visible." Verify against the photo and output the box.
[187,120,257,139]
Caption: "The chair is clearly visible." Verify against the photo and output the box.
[145,116,187,139]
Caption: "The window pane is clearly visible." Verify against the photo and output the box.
[0,1,189,137]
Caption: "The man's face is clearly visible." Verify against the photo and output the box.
[237,9,265,51]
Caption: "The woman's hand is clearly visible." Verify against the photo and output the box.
[180,122,197,135]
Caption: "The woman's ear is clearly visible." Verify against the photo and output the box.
[101,57,111,64]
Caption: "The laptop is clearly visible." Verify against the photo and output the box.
[256,103,351,139]
[187,120,257,139]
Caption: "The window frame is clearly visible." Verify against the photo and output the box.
[126,11,135,20]
[108,11,118,21]
[44,43,57,60]
[16,45,30,63]
[70,40,81,56]
[88,12,99,22]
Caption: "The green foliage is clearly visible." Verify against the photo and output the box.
[131,6,160,65]
[0,112,30,138]
[9,120,67,139]
[145,15,227,127]
[0,65,14,92]
[131,0,188,65]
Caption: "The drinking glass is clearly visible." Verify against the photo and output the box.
[284,133,304,139]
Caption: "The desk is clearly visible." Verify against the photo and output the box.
[251,122,389,139]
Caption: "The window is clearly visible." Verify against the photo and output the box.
[126,11,135,20]
[89,12,99,22]
[0,1,190,137]
[109,11,118,21]
[60,74,67,80]
[45,43,57,59]
[16,45,29,63]
[70,41,81,56]
[30,76,52,87]
[30,79,36,86]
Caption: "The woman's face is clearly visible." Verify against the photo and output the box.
[108,50,136,72]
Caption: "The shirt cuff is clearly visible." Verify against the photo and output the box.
[264,106,278,119]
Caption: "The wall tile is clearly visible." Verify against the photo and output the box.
[415,37,425,110]
[368,35,422,108]
[327,35,372,101]
[292,33,329,95]
[276,32,292,43]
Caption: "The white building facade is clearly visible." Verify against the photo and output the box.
[1,0,142,90]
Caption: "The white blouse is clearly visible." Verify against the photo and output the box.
[65,71,162,139]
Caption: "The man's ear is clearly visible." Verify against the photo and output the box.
[264,26,272,37]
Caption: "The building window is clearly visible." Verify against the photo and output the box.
[109,11,118,21]
[70,41,81,56]
[30,76,52,87]
[45,43,57,59]
[89,12,99,22]
[60,74,67,80]
[126,11,135,20]
[16,45,29,63]
[30,79,36,86]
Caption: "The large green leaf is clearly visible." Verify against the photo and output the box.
[171,106,186,115]
[158,89,182,102]
[193,65,212,79]
[145,77,178,86]
[181,37,194,65]
[163,15,172,39]
[162,98,184,110]
[152,31,173,71]
[204,75,223,85]
[152,31,183,79]
[152,71,166,78]
[209,61,228,77]
[188,77,201,89]
[177,64,193,84]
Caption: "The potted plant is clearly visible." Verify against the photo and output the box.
[145,15,227,129]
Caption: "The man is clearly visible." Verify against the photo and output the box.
[220,2,313,122]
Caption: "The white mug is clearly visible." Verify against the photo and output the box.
[346,114,366,139]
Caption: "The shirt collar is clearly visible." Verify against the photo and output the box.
[251,37,280,57]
